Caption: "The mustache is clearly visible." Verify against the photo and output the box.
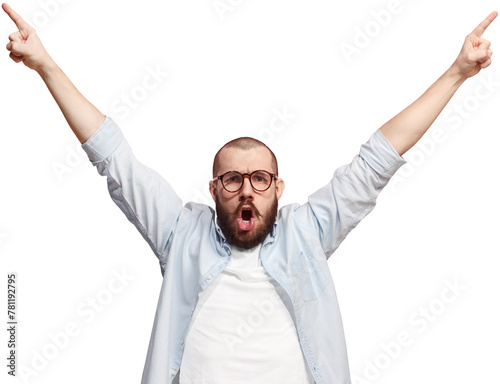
[235,200,261,217]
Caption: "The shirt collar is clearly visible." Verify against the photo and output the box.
[214,219,227,248]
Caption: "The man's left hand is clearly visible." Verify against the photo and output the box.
[452,11,498,78]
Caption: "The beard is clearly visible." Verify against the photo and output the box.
[216,196,278,249]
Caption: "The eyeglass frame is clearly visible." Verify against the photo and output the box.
[212,169,277,193]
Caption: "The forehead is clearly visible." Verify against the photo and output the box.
[217,146,274,174]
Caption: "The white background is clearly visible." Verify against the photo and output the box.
[1,0,499,383]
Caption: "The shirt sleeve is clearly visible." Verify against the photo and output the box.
[297,128,407,258]
[81,116,184,264]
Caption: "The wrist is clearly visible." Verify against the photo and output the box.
[35,55,58,79]
[447,61,469,85]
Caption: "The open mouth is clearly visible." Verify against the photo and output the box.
[242,208,252,222]
[237,207,255,231]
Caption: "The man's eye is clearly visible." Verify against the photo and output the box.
[252,172,270,184]
[225,176,241,183]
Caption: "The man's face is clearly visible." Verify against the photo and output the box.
[210,146,284,249]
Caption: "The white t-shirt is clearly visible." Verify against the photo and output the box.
[179,244,314,384]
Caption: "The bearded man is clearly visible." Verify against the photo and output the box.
[3,3,496,383]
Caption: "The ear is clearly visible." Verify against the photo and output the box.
[275,177,285,200]
[209,179,217,202]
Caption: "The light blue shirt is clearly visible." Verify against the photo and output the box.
[82,117,407,384]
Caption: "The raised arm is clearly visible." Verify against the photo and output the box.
[3,3,105,143]
[379,11,497,156]
[4,3,186,269]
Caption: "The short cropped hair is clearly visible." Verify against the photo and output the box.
[212,137,278,177]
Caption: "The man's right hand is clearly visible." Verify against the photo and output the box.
[3,3,53,72]
[2,2,105,144]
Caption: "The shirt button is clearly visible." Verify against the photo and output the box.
[171,369,176,375]
[206,275,212,280]
[191,307,194,312]
[181,339,184,344]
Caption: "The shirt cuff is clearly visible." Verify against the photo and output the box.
[81,116,124,164]
[359,129,407,177]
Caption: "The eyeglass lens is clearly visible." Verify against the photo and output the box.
[222,171,272,192]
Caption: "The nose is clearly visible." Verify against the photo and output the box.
[239,175,254,200]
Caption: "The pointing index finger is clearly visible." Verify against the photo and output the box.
[2,3,30,31]
[472,11,498,37]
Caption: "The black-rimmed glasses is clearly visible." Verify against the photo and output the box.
[212,170,276,193]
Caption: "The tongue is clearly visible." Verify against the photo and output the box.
[237,217,255,231]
